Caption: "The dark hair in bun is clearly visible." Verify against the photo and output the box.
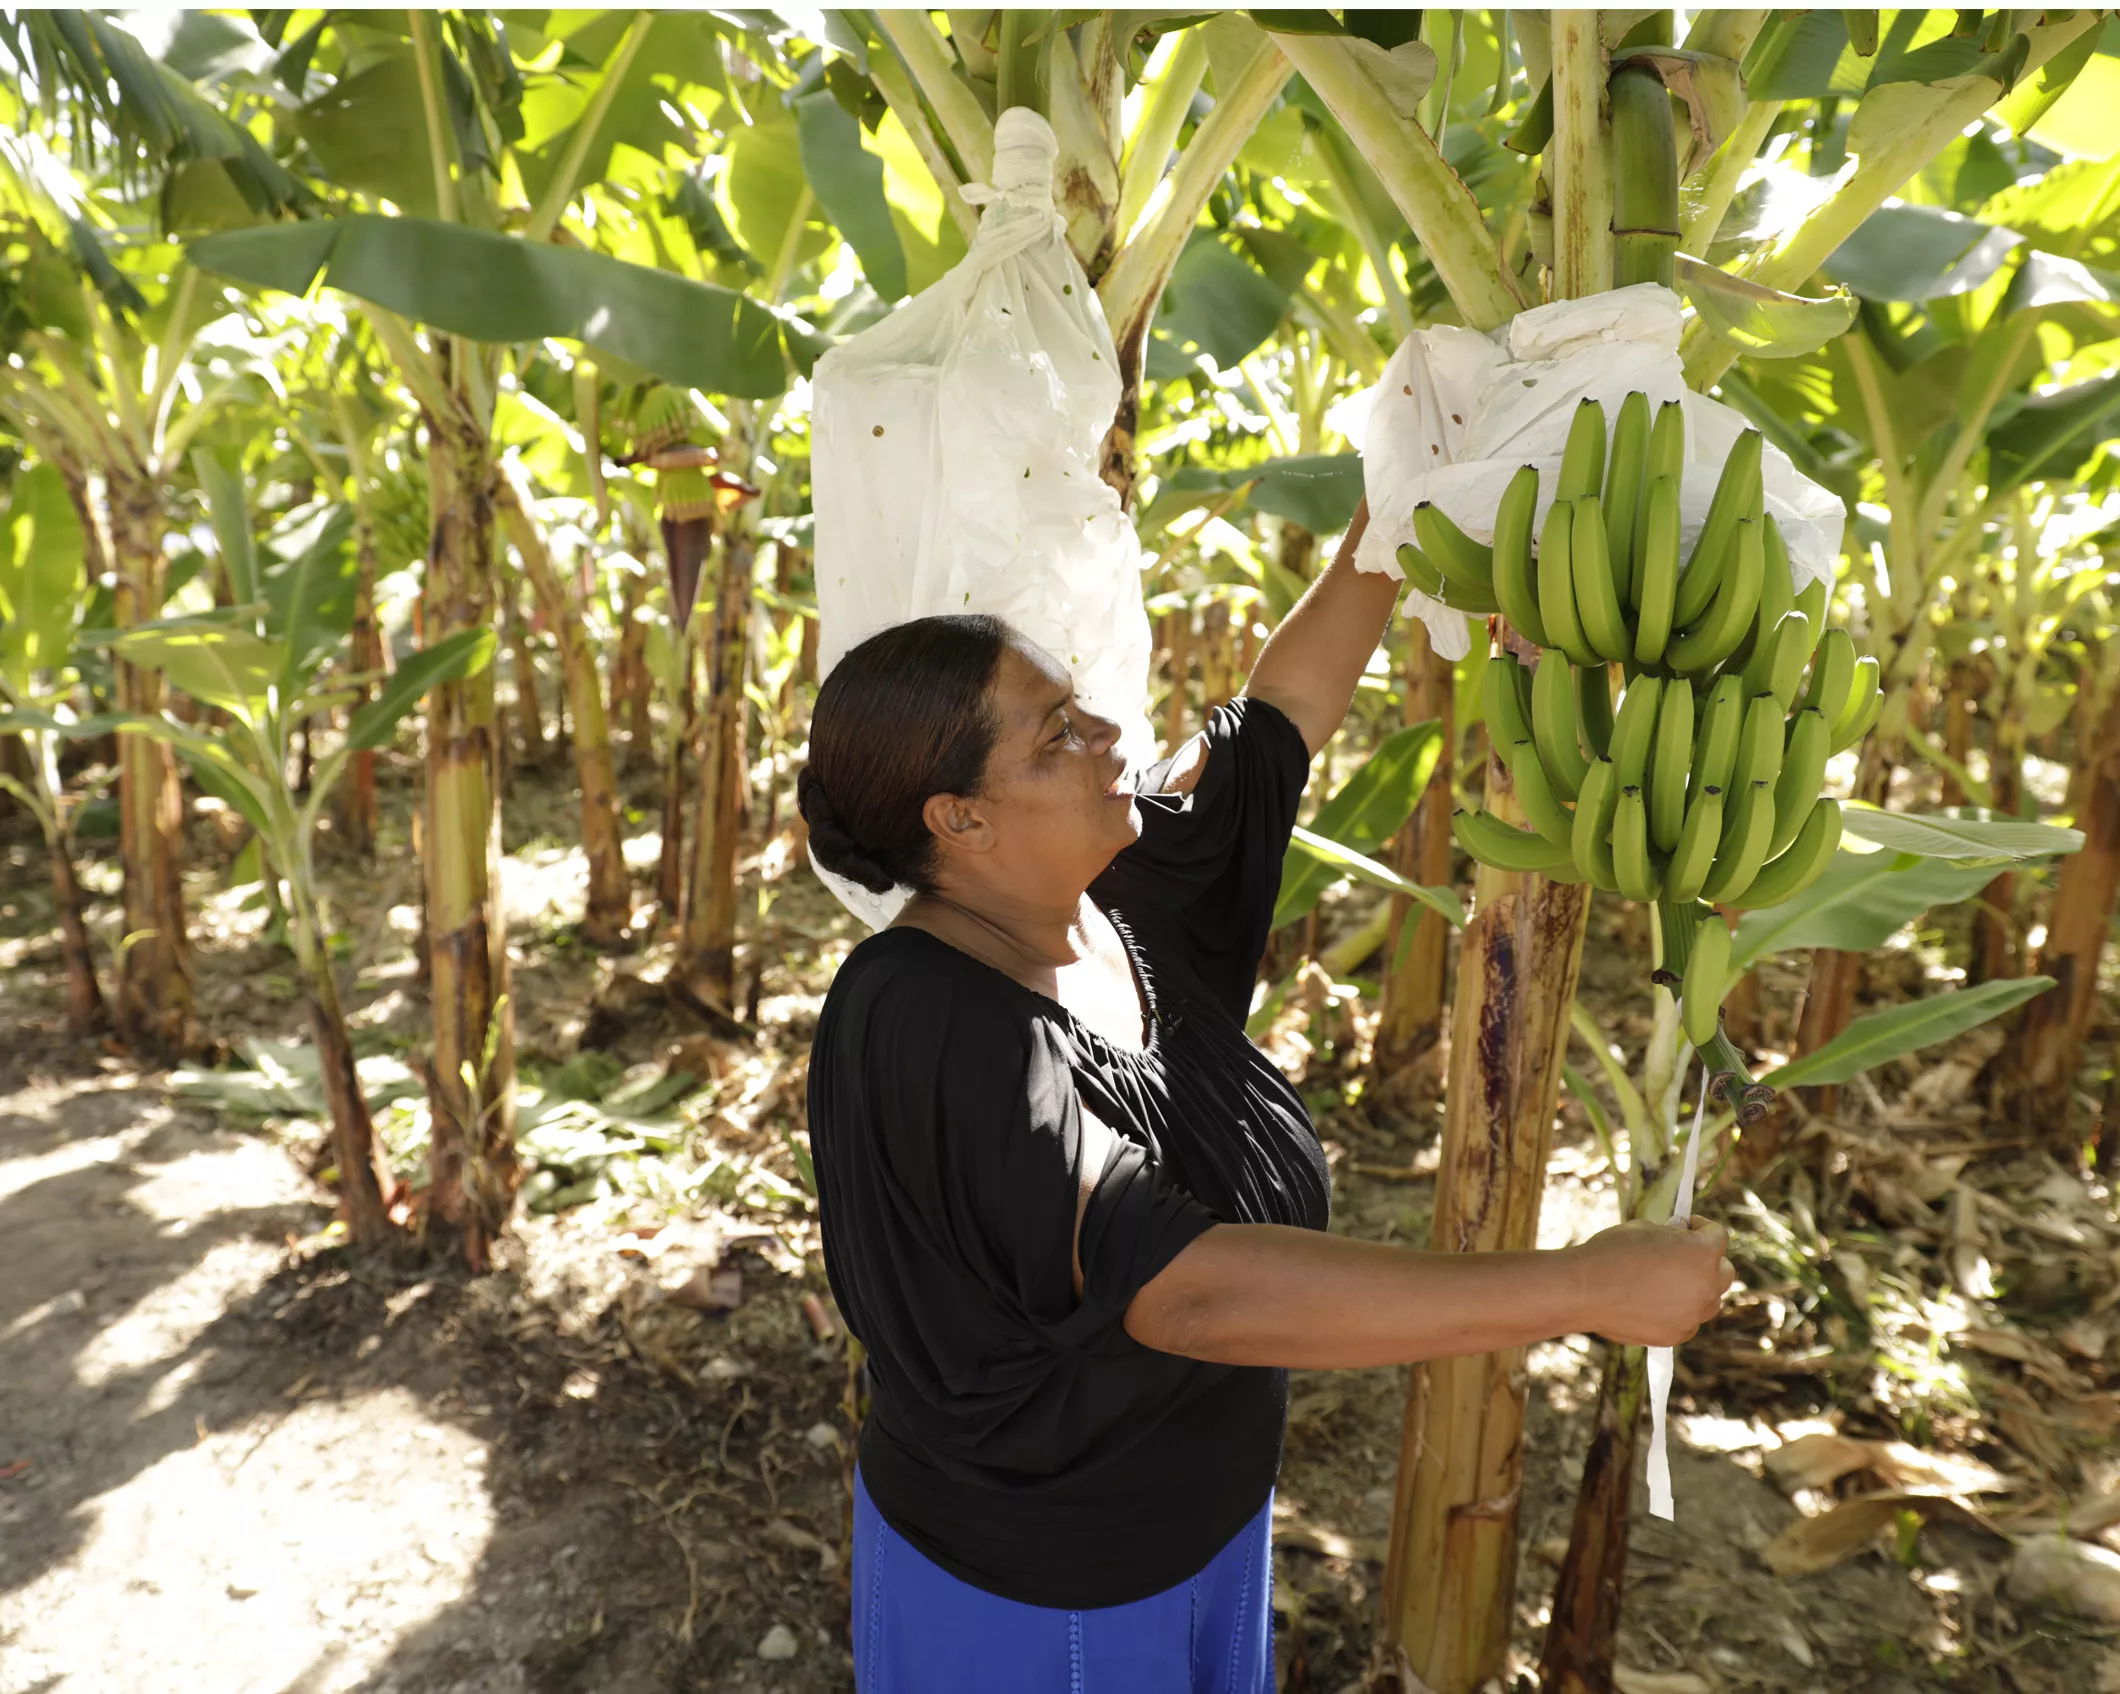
[799,614,1011,895]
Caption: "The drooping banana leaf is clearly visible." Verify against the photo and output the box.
[189,215,788,398]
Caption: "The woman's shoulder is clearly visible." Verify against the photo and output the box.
[820,927,1049,1055]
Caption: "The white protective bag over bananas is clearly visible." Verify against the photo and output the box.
[1351,284,1845,662]
[809,108,1155,928]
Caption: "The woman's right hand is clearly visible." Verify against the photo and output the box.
[1569,1217,1734,1346]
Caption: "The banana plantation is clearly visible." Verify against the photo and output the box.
[4,7,2120,1692]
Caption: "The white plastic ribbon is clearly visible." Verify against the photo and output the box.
[1645,1060,1710,1521]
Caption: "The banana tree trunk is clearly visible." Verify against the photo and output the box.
[419,401,516,1269]
[1382,18,1606,1681]
[1376,622,1456,1074]
[611,562,652,769]
[2017,674,2120,1133]
[506,577,547,767]
[340,494,384,856]
[500,466,632,948]
[49,818,108,1033]
[108,470,193,1056]
[1537,1344,1648,1694]
[680,525,754,1009]
[289,879,395,1244]
[1162,609,1192,750]
[658,649,692,922]
[1972,700,2028,983]
[1384,797,1592,1690]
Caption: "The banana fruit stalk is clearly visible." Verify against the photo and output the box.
[1444,389,1873,1096]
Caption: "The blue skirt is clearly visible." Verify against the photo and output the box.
[851,1464,1276,1693]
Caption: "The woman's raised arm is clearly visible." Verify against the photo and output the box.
[1120,1216,1733,1368]
[1241,500,1405,757]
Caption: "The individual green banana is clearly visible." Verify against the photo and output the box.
[1769,708,1830,860]
[1537,499,1599,666]
[1647,398,1686,491]
[1490,465,1547,646]
[1532,650,1590,800]
[1666,518,1764,675]
[1570,758,1621,892]
[1576,663,1615,759]
[1609,672,1663,790]
[1557,397,1607,501]
[1745,610,1815,714]
[1674,429,1762,627]
[1455,806,1578,874]
[1802,626,1857,727]
[1415,503,1496,592]
[1733,690,1786,790]
[1701,778,1775,904]
[1507,739,1576,847]
[1604,390,1650,604]
[1692,674,1745,796]
[1484,654,1536,753]
[1571,494,1632,663]
[1831,655,1883,754]
[1398,539,1501,615]
[1649,679,1695,853]
[1666,783,1725,903]
[1728,796,1843,910]
[1613,784,1663,902]
[1681,913,1732,1048]
[1397,542,1448,599]
[1729,512,1796,678]
[1632,474,1681,666]
[1793,574,1829,667]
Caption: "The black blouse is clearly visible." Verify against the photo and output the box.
[807,697,1332,1608]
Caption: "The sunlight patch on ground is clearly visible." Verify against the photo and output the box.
[500,841,589,929]
[623,828,665,871]
[0,1115,156,1208]
[0,1387,495,1694]
[72,1240,283,1391]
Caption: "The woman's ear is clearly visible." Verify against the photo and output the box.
[921,791,996,858]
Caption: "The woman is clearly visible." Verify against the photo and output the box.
[801,509,1729,1692]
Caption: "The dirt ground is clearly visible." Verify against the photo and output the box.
[2,765,2117,1694]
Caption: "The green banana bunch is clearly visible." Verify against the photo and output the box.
[1446,390,1877,1054]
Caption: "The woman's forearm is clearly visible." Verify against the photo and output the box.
[1242,501,1402,757]
[1123,1218,1731,1368]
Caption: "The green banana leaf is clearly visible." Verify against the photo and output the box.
[1824,204,2021,301]
[1151,454,1366,539]
[1767,976,2056,1090]
[1988,370,2120,494]
[1674,257,1857,358]
[1729,849,1999,973]
[111,625,285,721]
[796,90,908,302]
[189,449,257,611]
[344,629,497,753]
[0,463,88,694]
[1284,825,1467,935]
[258,503,358,695]
[189,215,788,398]
[1275,720,1445,929]
[1149,231,1298,379]
[1839,804,2083,866]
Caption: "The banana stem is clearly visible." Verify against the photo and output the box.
[1609,62,1679,289]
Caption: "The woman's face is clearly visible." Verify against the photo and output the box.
[922,639,1140,900]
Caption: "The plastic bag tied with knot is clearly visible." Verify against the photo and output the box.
[809,108,1154,928]
[1350,284,1846,660]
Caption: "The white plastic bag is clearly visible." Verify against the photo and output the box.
[808,108,1155,927]
[1351,283,1846,660]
